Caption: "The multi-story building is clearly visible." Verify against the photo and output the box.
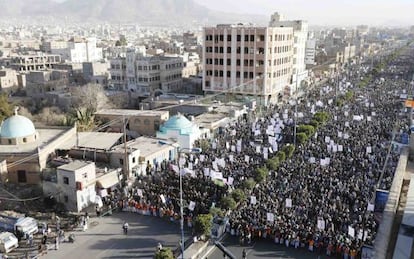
[133,56,183,94]
[10,53,61,72]
[51,37,103,63]
[269,13,308,92]
[0,68,18,89]
[203,23,294,104]
[110,58,127,90]
[305,39,316,65]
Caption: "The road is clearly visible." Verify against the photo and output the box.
[44,212,184,259]
[208,235,331,259]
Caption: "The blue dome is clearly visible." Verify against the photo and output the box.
[159,115,197,135]
[0,115,36,138]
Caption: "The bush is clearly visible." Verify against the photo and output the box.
[220,196,237,210]
[313,112,330,123]
[344,91,354,101]
[266,157,280,171]
[255,166,268,183]
[231,188,246,202]
[209,207,225,218]
[297,125,315,137]
[242,178,256,190]
[282,144,295,158]
[276,151,286,162]
[297,132,308,144]
[309,119,320,128]
[155,248,174,259]
[194,214,213,237]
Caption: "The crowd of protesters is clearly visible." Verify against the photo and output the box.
[119,47,414,257]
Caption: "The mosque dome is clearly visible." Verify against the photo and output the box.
[0,114,36,139]
[159,114,198,135]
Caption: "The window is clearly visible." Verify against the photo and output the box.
[82,173,87,179]
[250,35,255,41]
[219,35,224,41]
[120,159,124,165]
[227,47,231,53]
[259,35,265,41]
[227,71,231,77]
[237,35,241,41]
[236,59,241,66]
[227,35,231,41]
[63,177,69,185]
[64,195,69,203]
[244,35,249,41]
[226,59,231,66]
[132,157,136,163]
[8,139,12,144]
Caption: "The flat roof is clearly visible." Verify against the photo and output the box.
[59,132,123,151]
[112,137,176,157]
[95,109,168,117]
[0,128,70,154]
[58,160,93,172]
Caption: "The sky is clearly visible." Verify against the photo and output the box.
[194,0,414,26]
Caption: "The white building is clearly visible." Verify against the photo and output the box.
[51,37,103,63]
[269,12,309,93]
[157,114,201,150]
[57,161,97,212]
[305,39,316,65]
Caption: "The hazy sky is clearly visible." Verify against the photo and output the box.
[194,0,414,26]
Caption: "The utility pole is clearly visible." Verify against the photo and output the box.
[123,116,129,185]
[293,70,299,146]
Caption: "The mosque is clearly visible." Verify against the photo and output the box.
[0,108,77,184]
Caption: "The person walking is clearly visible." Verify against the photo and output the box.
[123,222,129,235]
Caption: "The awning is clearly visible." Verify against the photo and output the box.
[96,172,120,189]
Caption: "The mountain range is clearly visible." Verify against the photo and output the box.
[0,0,268,25]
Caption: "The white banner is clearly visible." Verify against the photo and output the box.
[266,212,274,222]
[286,198,292,208]
[188,201,196,211]
[250,196,257,205]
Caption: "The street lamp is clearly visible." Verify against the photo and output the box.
[159,140,202,259]
[177,147,202,259]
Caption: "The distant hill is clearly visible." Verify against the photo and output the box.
[0,0,267,25]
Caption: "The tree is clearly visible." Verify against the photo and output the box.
[231,189,246,203]
[154,248,174,259]
[0,93,13,122]
[115,35,128,47]
[297,132,308,144]
[313,112,330,123]
[220,196,237,210]
[209,207,225,218]
[297,125,315,137]
[266,157,279,171]
[71,84,113,113]
[242,178,256,191]
[194,214,213,237]
[255,166,268,183]
[276,151,286,162]
[282,144,295,158]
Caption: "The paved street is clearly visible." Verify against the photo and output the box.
[44,212,184,259]
[208,235,331,259]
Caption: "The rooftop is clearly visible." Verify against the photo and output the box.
[112,137,177,157]
[0,128,71,154]
[95,109,168,117]
[59,132,123,151]
[58,160,93,172]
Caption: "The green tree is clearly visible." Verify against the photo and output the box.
[231,188,246,203]
[266,157,280,171]
[0,93,13,122]
[297,125,315,137]
[296,132,308,144]
[154,248,174,259]
[209,207,224,218]
[313,112,329,124]
[242,178,256,191]
[194,214,213,237]
[282,144,295,158]
[276,151,286,162]
[115,35,128,46]
[255,166,268,183]
[220,196,237,210]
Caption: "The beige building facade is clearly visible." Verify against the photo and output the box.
[203,24,294,104]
